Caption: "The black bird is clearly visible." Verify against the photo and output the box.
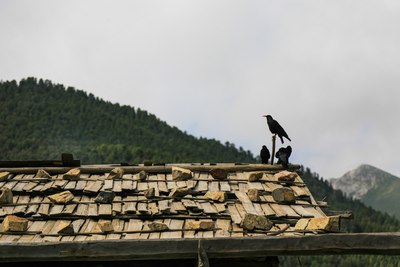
[260,145,270,164]
[275,145,292,168]
[263,115,291,144]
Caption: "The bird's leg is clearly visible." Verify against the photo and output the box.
[271,134,276,165]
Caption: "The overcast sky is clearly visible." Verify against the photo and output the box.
[1,0,400,178]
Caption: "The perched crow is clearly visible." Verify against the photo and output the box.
[263,115,291,144]
[260,145,270,164]
[275,145,292,168]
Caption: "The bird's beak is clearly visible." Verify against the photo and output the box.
[262,115,267,117]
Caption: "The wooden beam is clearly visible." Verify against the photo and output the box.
[0,233,399,262]
[271,134,276,165]
[0,164,301,175]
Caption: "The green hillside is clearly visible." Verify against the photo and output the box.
[362,178,400,220]
[0,77,255,164]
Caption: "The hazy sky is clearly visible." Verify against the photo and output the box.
[1,0,400,178]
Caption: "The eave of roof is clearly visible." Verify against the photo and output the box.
[0,233,399,262]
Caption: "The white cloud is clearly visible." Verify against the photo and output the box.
[1,0,400,178]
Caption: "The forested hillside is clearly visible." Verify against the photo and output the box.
[2,77,399,266]
[0,78,254,164]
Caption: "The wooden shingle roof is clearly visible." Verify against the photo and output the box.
[0,163,350,262]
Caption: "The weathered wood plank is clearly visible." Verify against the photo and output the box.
[51,179,67,190]
[87,204,98,217]
[0,164,301,175]
[176,180,187,189]
[200,202,218,214]
[138,221,150,240]
[62,203,77,215]
[248,181,264,191]
[137,201,149,215]
[148,219,163,240]
[98,204,112,216]
[159,219,172,239]
[12,181,28,192]
[3,181,18,191]
[113,181,122,193]
[291,185,309,197]
[112,196,122,215]
[291,205,315,218]
[12,195,28,215]
[234,191,258,214]
[238,182,248,192]
[166,174,176,190]
[227,204,242,224]
[71,219,86,233]
[253,203,265,216]
[148,175,160,197]
[260,203,276,217]
[22,181,39,192]
[3,233,400,260]
[302,206,325,218]
[279,205,301,218]
[231,223,244,237]
[73,220,91,241]
[183,219,196,238]
[106,219,124,240]
[41,220,59,242]
[186,179,197,190]
[270,203,287,217]
[148,202,158,215]
[214,203,226,213]
[157,174,168,193]
[25,196,43,215]
[124,219,143,239]
[75,180,87,191]
[170,201,187,214]
[75,196,89,216]
[64,181,77,191]
[49,204,65,216]
[195,173,209,192]
[121,179,133,191]
[137,181,148,192]
[219,181,231,192]
[122,196,137,214]
[39,181,54,192]
[37,203,50,217]
[83,180,103,193]
[31,182,44,192]
[181,198,198,210]
[215,219,231,238]
[235,204,247,220]
[209,181,219,192]
[158,200,170,214]
[102,180,113,191]
[163,219,183,239]
[85,221,104,241]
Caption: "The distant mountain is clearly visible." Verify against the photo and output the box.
[330,164,400,219]
[0,77,255,164]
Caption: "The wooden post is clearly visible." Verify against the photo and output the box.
[271,134,276,165]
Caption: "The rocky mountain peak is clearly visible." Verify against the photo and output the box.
[330,164,398,199]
